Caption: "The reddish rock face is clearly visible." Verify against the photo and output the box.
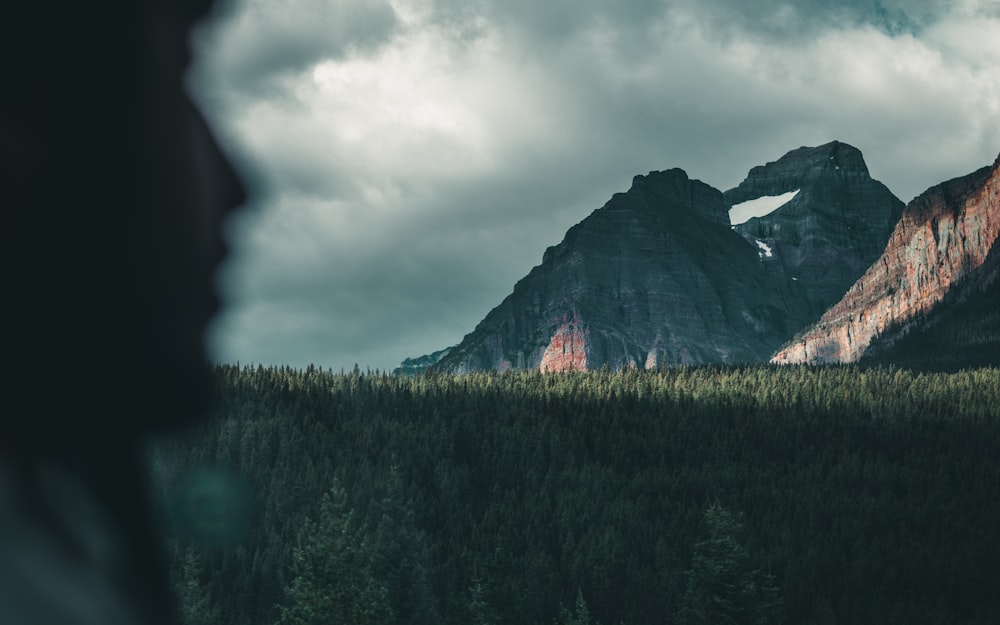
[772,155,1000,364]
[539,316,589,372]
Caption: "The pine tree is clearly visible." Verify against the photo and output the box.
[677,504,783,625]
[469,571,499,625]
[369,466,440,625]
[274,480,392,625]
[557,589,594,625]
[172,548,219,625]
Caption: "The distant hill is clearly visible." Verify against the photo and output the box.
[392,347,451,377]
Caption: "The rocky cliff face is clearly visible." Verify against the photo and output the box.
[405,142,904,373]
[772,154,1000,365]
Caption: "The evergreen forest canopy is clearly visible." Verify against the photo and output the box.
[152,364,1000,625]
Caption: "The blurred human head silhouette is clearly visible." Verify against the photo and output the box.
[0,0,246,452]
[1,2,248,621]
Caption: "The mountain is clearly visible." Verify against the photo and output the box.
[772,153,1000,365]
[406,141,903,373]
[437,168,786,372]
[727,141,904,321]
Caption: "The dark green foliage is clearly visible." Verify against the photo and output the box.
[557,590,595,625]
[368,467,440,625]
[273,480,392,625]
[468,572,499,625]
[152,364,1000,625]
[678,504,783,625]
[171,548,219,625]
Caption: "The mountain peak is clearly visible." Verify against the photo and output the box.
[724,140,871,205]
[623,167,729,226]
[725,141,903,319]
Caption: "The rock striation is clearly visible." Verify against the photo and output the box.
[402,142,904,373]
[772,154,1000,364]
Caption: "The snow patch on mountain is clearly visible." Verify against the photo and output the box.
[729,189,800,225]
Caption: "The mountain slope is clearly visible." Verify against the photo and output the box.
[773,154,1000,365]
[411,142,903,373]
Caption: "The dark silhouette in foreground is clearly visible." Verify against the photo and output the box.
[1,1,245,622]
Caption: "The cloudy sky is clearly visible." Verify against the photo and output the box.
[191,0,1000,372]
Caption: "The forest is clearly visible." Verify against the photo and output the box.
[150,364,1000,625]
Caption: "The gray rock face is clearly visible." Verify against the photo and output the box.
[404,142,904,373]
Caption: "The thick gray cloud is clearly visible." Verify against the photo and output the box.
[194,0,1000,371]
